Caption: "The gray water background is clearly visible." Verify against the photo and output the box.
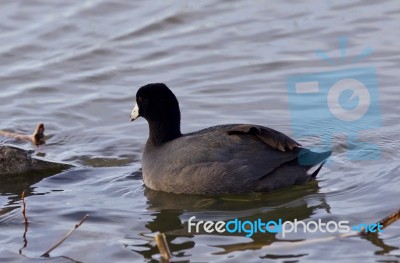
[0,1,399,262]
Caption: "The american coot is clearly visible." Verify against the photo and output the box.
[130,83,331,195]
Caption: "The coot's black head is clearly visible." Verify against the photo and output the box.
[131,83,181,144]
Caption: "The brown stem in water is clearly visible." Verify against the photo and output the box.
[41,214,89,257]
[19,191,29,255]
[155,232,172,262]
[360,209,400,236]
[21,191,28,225]
[0,123,46,146]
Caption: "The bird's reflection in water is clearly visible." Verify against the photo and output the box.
[129,179,399,260]
[131,181,330,260]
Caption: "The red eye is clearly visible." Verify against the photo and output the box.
[137,96,143,102]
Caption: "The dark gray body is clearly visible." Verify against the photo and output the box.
[0,145,72,176]
[142,124,330,195]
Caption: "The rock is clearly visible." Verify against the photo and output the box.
[0,145,72,176]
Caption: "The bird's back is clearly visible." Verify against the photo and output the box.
[142,124,329,194]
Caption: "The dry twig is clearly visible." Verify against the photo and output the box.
[0,123,46,146]
[41,214,89,257]
[155,232,172,261]
[21,191,28,225]
[19,191,29,254]
[360,209,400,236]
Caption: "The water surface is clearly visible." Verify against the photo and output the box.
[1,0,399,262]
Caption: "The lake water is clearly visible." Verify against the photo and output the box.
[1,0,399,262]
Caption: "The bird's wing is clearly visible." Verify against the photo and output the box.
[226,124,301,152]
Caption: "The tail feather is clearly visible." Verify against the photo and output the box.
[298,149,332,166]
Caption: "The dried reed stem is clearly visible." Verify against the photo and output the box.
[360,209,400,236]
[41,214,89,257]
[0,123,46,146]
[19,191,29,254]
[155,232,172,261]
